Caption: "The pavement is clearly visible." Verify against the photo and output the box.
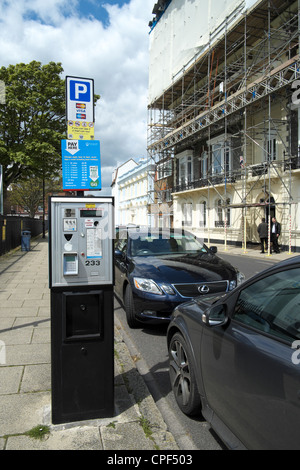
[210,240,298,263]
[0,234,179,451]
[0,234,296,451]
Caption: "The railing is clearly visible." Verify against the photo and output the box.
[173,158,300,194]
[174,172,241,193]
[285,156,300,171]
[0,216,48,256]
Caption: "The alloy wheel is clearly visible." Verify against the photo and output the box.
[169,338,191,407]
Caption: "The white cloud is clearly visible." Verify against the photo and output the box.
[0,0,154,192]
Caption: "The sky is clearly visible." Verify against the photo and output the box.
[0,0,154,194]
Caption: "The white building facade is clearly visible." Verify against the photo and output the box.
[148,0,300,251]
[111,159,138,226]
[113,159,155,226]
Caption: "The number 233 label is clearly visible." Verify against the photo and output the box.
[85,259,101,266]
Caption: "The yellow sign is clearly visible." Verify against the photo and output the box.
[67,120,95,140]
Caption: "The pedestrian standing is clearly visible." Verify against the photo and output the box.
[257,217,268,253]
[271,217,281,253]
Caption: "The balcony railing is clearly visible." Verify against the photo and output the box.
[174,173,240,193]
[284,156,300,171]
[173,158,300,194]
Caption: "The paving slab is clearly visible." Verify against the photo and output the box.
[0,236,179,451]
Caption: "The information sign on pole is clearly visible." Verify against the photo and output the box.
[66,76,95,140]
[61,140,101,191]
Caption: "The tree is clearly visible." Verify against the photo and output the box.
[0,61,66,213]
[9,179,43,218]
[9,176,62,218]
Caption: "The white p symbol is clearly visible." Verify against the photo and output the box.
[75,83,87,100]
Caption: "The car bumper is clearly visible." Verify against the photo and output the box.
[132,289,193,324]
[129,277,236,324]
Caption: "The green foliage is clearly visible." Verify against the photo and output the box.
[0,61,66,190]
[9,176,62,217]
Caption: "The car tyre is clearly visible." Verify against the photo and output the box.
[124,285,139,328]
[169,332,201,416]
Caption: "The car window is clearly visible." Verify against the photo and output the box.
[129,233,208,256]
[233,267,300,342]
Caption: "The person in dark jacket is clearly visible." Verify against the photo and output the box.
[271,217,281,253]
[257,218,268,253]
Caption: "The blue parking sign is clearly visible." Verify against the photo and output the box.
[66,76,94,122]
[69,80,91,102]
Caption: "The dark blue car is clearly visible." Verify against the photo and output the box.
[167,255,300,450]
[114,227,244,328]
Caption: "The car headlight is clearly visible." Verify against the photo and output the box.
[229,272,245,291]
[161,284,176,295]
[134,277,163,295]
[237,271,245,285]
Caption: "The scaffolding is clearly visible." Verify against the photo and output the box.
[147,0,300,252]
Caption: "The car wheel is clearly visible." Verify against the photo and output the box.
[124,285,139,328]
[168,332,201,416]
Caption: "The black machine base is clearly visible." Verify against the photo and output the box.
[50,286,114,425]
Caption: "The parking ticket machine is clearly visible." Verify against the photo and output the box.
[49,196,114,424]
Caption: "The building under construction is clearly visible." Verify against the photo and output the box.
[147,0,300,252]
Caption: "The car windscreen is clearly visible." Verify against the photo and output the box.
[128,232,208,257]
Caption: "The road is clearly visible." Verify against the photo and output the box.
[114,253,279,450]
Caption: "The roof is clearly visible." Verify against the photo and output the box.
[111,159,138,186]
[149,0,171,30]
[149,0,293,109]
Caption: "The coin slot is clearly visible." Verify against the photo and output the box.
[64,234,73,241]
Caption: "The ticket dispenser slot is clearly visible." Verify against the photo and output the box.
[49,196,114,425]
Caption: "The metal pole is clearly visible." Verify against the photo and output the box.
[243,12,247,255]
[267,213,271,256]
[289,213,292,255]
[224,17,228,252]
[267,0,272,257]
[243,208,248,253]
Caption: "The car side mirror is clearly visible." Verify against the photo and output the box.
[202,304,228,327]
[210,246,218,254]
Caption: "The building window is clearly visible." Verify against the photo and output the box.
[212,144,222,174]
[264,133,277,161]
[157,160,172,179]
[183,202,192,226]
[215,199,223,226]
[165,189,172,202]
[214,198,231,227]
[199,201,207,227]
[209,135,232,175]
[226,198,231,227]
[212,143,231,174]
[201,151,208,178]
[179,154,194,186]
